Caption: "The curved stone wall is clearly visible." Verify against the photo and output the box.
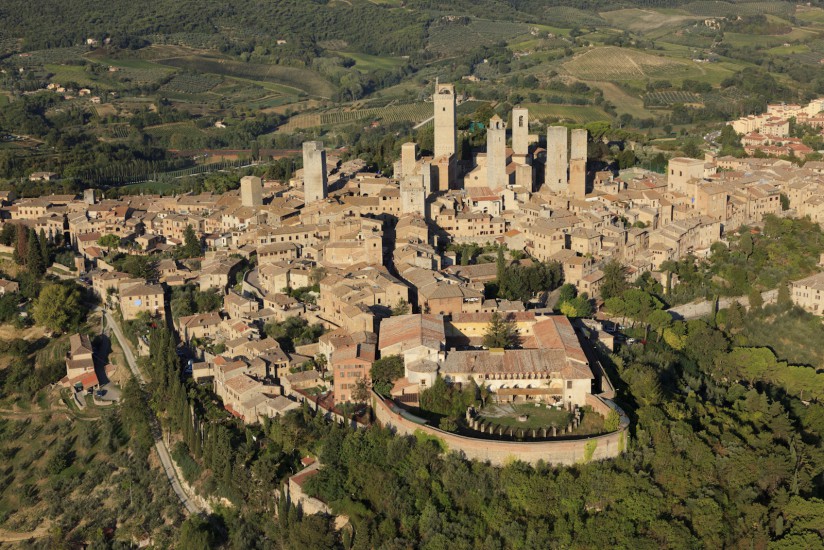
[371,391,629,466]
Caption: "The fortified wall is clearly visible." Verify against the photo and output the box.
[372,391,629,467]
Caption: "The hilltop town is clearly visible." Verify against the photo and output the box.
[5,84,824,431]
[2,0,824,544]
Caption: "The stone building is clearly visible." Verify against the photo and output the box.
[303,141,328,202]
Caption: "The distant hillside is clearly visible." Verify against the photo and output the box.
[0,0,807,57]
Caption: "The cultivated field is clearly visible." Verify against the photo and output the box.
[644,90,703,107]
[522,103,612,124]
[427,19,531,54]
[159,73,222,94]
[682,1,795,18]
[599,8,701,34]
[153,53,335,98]
[564,46,700,81]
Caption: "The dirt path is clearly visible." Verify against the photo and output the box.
[0,521,49,543]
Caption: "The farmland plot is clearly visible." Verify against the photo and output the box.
[564,47,700,81]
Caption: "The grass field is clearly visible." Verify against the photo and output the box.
[591,82,654,120]
[796,6,824,24]
[724,28,820,49]
[522,103,612,123]
[143,121,206,144]
[333,51,406,72]
[154,54,335,97]
[599,8,701,34]
[564,46,701,81]
[544,6,606,28]
[43,64,102,88]
[767,44,810,55]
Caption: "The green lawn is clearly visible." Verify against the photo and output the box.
[479,403,572,430]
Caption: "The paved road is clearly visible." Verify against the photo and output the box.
[104,310,202,516]
[668,289,778,320]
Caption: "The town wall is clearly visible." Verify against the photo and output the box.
[372,391,629,466]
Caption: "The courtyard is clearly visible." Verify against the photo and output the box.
[478,402,573,430]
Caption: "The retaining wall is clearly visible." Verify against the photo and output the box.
[372,391,629,467]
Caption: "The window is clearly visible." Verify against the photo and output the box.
[567,380,573,389]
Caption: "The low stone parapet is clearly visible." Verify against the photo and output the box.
[372,391,629,467]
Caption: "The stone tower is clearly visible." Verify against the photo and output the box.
[545,126,568,194]
[240,175,263,207]
[302,141,327,202]
[401,142,418,179]
[569,129,588,199]
[511,107,529,161]
[487,114,507,190]
[433,82,456,160]
[401,175,427,216]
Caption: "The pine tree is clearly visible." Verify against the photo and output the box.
[482,312,518,349]
[181,225,202,258]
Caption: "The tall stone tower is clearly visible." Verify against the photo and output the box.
[433,82,456,160]
[401,175,427,216]
[240,175,263,207]
[569,129,588,199]
[302,141,327,202]
[487,114,508,190]
[545,126,568,194]
[511,107,529,161]
[401,142,418,179]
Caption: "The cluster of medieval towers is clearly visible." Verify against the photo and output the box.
[296,81,588,209]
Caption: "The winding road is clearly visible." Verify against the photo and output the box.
[104,310,203,516]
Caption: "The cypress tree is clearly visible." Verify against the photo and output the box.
[38,229,49,268]
[14,226,27,265]
[26,229,43,275]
